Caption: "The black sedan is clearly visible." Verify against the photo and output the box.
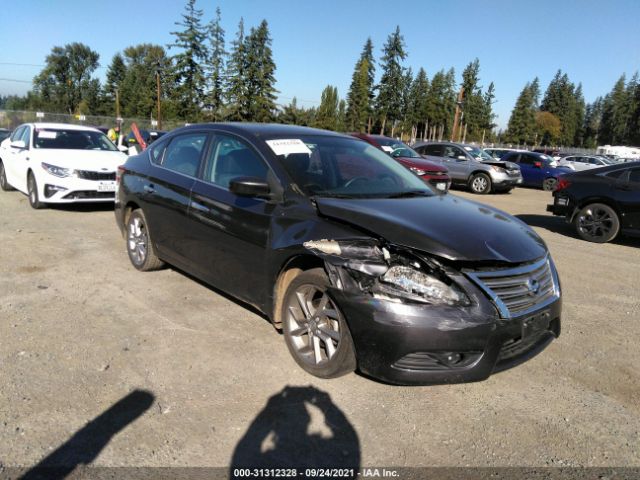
[115,123,562,385]
[547,162,640,243]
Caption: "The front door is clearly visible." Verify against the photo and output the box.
[441,145,470,183]
[187,132,275,305]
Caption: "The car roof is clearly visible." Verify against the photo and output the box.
[26,122,101,132]
[173,122,348,140]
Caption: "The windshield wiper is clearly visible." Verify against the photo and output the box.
[385,190,432,199]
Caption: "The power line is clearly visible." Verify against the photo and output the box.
[0,78,32,84]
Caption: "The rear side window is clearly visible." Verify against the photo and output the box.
[149,139,168,164]
[160,133,207,177]
[419,144,443,156]
[628,168,640,184]
[519,154,539,165]
[204,133,268,189]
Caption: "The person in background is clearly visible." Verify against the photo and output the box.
[107,125,120,144]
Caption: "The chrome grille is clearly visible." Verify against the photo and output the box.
[466,256,559,318]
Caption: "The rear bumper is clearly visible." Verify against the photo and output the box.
[333,287,561,386]
[547,193,573,217]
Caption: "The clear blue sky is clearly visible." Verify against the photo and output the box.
[1,0,639,129]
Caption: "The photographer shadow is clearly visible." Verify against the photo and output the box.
[230,386,360,475]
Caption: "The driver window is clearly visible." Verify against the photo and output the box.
[205,134,268,189]
[10,126,25,143]
[443,146,458,159]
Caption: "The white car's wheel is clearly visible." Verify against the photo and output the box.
[27,172,45,209]
[0,161,14,191]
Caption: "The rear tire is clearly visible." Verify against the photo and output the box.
[543,177,558,191]
[469,173,492,194]
[574,203,620,243]
[27,172,45,209]
[126,209,165,271]
[282,268,356,379]
[0,161,14,191]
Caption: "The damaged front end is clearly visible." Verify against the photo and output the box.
[303,238,470,307]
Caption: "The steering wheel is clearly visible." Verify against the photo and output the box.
[377,173,400,186]
[344,176,369,188]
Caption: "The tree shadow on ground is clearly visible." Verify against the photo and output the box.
[20,389,154,480]
[230,386,360,477]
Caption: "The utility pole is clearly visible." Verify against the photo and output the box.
[115,88,121,124]
[156,69,162,130]
[451,86,464,142]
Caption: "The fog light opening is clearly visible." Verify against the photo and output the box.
[44,184,68,198]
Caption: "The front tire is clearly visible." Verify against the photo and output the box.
[543,177,558,191]
[27,172,45,209]
[0,161,14,191]
[574,203,620,243]
[282,268,356,379]
[126,209,165,271]
[469,173,492,194]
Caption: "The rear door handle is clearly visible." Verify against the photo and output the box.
[144,184,155,193]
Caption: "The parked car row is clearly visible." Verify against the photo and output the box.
[0,121,564,386]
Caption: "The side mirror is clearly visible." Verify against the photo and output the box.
[457,155,467,161]
[229,176,271,198]
[534,161,542,168]
[11,140,26,149]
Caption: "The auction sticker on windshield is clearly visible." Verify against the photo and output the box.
[266,139,312,156]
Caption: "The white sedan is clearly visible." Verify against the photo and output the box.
[0,123,127,209]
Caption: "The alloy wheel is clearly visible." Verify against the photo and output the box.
[577,206,615,241]
[471,174,490,193]
[285,285,342,366]
[128,216,148,265]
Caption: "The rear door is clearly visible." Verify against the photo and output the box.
[140,131,210,266]
[415,144,445,166]
[614,168,640,230]
[186,131,276,304]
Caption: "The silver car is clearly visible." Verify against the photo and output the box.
[558,155,613,171]
[413,142,523,194]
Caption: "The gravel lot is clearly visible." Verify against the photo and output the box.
[1,185,639,470]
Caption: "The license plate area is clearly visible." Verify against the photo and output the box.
[97,182,116,192]
[521,310,551,339]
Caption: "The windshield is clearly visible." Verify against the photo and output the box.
[34,128,117,151]
[269,135,434,199]
[464,146,494,161]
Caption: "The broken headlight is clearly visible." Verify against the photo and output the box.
[379,265,469,306]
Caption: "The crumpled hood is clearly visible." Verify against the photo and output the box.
[482,160,519,170]
[32,149,127,172]
[315,194,546,263]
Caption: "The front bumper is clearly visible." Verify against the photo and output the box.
[420,174,451,193]
[491,171,523,188]
[333,285,561,386]
[41,175,116,203]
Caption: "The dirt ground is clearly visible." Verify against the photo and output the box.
[1,185,639,470]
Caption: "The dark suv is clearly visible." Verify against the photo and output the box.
[115,123,561,385]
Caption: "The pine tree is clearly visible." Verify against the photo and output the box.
[315,85,339,130]
[375,26,407,135]
[408,68,430,140]
[244,20,278,122]
[599,75,629,144]
[345,38,375,132]
[104,53,127,114]
[460,58,485,141]
[583,97,603,148]
[226,18,247,121]
[541,70,580,145]
[168,0,208,120]
[506,80,538,144]
[205,7,226,121]
[480,81,496,141]
[573,83,586,147]
[627,73,640,145]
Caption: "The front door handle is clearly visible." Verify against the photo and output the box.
[144,184,155,194]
